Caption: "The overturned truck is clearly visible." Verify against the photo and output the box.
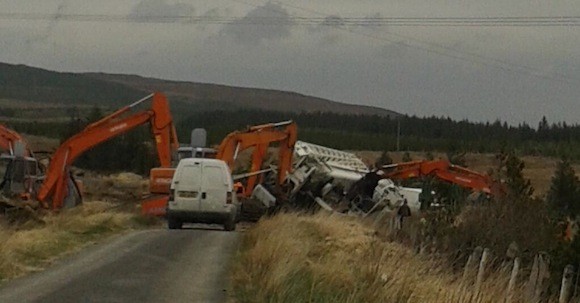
[252,141,413,217]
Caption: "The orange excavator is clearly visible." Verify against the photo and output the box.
[216,120,297,198]
[143,120,298,216]
[381,160,502,196]
[31,92,178,210]
[0,125,45,207]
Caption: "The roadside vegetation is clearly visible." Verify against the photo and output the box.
[0,201,155,281]
[232,213,527,303]
[233,150,580,302]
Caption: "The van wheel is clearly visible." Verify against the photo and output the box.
[168,217,182,230]
[224,216,236,231]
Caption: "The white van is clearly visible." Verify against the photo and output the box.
[166,158,239,231]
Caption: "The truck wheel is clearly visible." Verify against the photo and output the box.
[168,217,182,230]
[224,215,236,231]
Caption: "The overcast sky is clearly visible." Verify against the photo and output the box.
[1,0,580,125]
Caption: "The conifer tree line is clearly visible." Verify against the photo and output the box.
[179,110,580,161]
[5,108,580,174]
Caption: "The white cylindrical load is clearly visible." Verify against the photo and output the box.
[191,128,207,148]
[294,141,369,173]
[13,141,26,157]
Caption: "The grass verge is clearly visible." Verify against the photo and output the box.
[232,212,527,303]
[0,201,157,281]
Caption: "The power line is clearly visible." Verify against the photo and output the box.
[246,0,579,84]
[2,13,580,26]
[1,8,577,83]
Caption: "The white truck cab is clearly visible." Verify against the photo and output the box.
[166,158,239,231]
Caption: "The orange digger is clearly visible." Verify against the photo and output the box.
[2,92,178,211]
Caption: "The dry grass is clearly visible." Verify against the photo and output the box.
[232,212,528,303]
[0,201,153,281]
[80,172,148,204]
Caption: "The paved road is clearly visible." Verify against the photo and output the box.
[0,227,239,303]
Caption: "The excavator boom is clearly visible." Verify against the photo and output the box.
[382,160,497,194]
[37,92,178,209]
[216,120,297,195]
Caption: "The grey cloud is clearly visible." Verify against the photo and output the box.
[29,1,69,45]
[197,8,226,31]
[305,15,348,46]
[221,2,295,44]
[378,41,409,59]
[129,0,194,21]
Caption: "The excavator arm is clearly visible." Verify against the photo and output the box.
[217,121,297,195]
[0,124,31,156]
[382,160,496,194]
[216,121,297,196]
[37,92,178,209]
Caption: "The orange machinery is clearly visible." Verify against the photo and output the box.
[0,124,43,203]
[143,120,298,216]
[35,92,178,210]
[216,120,297,198]
[0,124,31,157]
[381,160,501,195]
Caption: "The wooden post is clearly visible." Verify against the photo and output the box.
[559,265,575,303]
[536,254,550,301]
[572,266,580,303]
[475,248,490,295]
[526,255,540,302]
[463,246,483,285]
[505,257,520,303]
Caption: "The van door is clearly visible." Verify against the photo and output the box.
[200,163,228,213]
[173,162,202,212]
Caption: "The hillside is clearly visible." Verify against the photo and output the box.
[86,73,399,117]
[0,63,142,106]
[0,62,399,118]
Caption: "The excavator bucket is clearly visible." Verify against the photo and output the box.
[63,174,83,209]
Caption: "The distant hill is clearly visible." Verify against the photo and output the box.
[0,62,399,118]
[86,73,400,117]
[0,63,143,106]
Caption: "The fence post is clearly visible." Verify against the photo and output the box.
[573,264,580,299]
[559,265,575,303]
[475,248,490,295]
[505,257,520,303]
[526,255,540,302]
[463,246,483,285]
[535,254,550,301]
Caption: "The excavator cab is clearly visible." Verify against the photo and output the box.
[0,155,41,197]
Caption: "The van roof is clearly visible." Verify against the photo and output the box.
[178,158,227,165]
